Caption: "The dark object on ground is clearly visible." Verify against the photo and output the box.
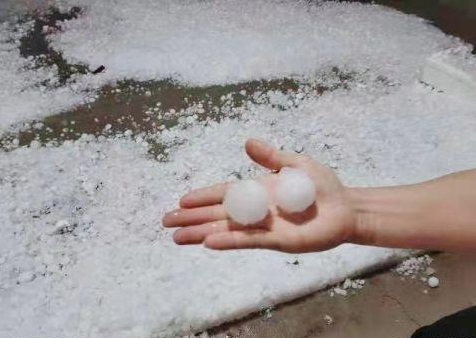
[92,65,106,74]
[411,306,476,338]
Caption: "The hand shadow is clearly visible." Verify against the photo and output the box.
[226,213,274,232]
[277,203,318,225]
[224,203,318,231]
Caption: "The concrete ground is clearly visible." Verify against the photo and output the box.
[210,253,476,338]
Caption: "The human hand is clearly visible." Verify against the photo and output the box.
[162,139,358,253]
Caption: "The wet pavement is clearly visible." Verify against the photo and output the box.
[210,253,476,338]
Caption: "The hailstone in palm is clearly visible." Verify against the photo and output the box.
[275,167,315,213]
[223,180,269,225]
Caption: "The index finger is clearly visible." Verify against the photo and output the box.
[245,138,299,171]
[180,183,228,208]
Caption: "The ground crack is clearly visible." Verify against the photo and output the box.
[383,294,422,327]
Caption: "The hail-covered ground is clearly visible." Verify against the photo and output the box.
[0,1,476,338]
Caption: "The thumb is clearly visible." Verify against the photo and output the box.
[245,138,298,171]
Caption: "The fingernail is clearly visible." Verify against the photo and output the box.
[162,211,179,226]
[173,230,184,244]
[166,210,179,217]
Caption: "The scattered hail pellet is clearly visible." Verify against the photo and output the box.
[275,167,316,213]
[330,278,366,297]
[324,314,334,325]
[223,180,269,225]
[332,287,347,297]
[427,276,440,288]
[261,307,274,320]
[394,255,433,277]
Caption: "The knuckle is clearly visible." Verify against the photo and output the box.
[297,154,313,165]
[268,148,280,165]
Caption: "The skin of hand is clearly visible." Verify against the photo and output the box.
[163,139,476,253]
[162,138,358,253]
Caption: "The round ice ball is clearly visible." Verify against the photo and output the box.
[275,167,316,213]
[223,180,269,225]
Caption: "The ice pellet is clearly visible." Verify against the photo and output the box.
[223,180,269,225]
[275,167,315,213]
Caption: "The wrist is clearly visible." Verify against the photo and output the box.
[344,184,432,249]
[343,171,476,252]
[344,187,381,246]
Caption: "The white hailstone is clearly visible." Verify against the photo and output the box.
[223,180,269,225]
[17,271,35,283]
[428,276,440,288]
[30,140,40,149]
[342,278,352,290]
[275,167,316,213]
[323,314,334,325]
[333,287,347,296]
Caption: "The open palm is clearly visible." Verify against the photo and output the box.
[162,139,358,253]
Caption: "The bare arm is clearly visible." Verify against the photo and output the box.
[162,139,476,253]
[350,170,476,252]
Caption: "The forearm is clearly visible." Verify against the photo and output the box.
[347,170,476,252]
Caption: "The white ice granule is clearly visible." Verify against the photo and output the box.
[223,180,269,225]
[331,278,366,297]
[324,314,334,325]
[17,271,35,284]
[342,278,352,290]
[333,287,348,297]
[275,167,316,213]
[395,255,433,276]
[428,276,440,288]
